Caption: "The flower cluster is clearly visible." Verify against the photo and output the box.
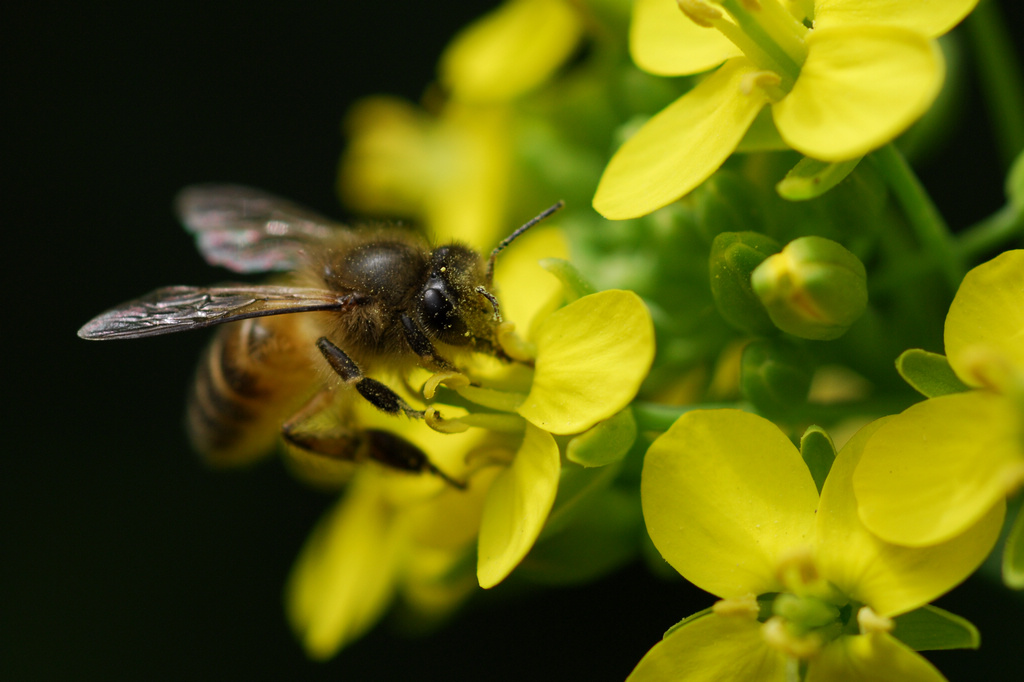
[176,0,1024,677]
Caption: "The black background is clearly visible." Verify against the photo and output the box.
[5,1,1024,679]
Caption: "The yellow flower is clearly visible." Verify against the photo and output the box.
[339,96,513,248]
[854,250,1024,547]
[285,230,656,657]
[439,0,583,104]
[286,410,503,660]
[339,0,583,247]
[594,0,978,219]
[440,277,657,588]
[632,410,1002,681]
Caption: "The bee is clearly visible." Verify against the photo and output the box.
[79,185,562,486]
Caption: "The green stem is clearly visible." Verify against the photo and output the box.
[957,203,1024,259]
[869,144,964,291]
[966,0,1024,167]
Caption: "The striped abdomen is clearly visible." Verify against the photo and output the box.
[186,315,318,466]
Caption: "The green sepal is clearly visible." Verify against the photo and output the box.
[1002,502,1024,589]
[776,156,862,201]
[566,408,637,468]
[515,487,641,585]
[709,231,780,335]
[740,339,813,419]
[891,604,980,651]
[539,257,597,302]
[663,606,715,639]
[799,425,836,495]
[895,349,970,398]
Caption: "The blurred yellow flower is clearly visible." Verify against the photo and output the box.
[339,0,584,246]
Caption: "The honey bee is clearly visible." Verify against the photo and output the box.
[79,185,562,486]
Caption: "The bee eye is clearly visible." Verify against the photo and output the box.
[423,287,455,325]
[421,283,469,343]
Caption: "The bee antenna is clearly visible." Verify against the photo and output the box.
[475,286,502,322]
[486,200,565,285]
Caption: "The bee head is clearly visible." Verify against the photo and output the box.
[420,202,564,353]
[420,244,494,348]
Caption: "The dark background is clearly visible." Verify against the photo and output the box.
[5,1,1023,679]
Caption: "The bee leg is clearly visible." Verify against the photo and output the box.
[400,314,457,372]
[280,394,466,489]
[316,337,424,418]
[364,430,466,489]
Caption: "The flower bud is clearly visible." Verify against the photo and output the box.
[751,237,867,341]
[709,231,780,335]
[740,339,813,418]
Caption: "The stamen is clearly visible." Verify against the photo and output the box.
[775,546,819,590]
[677,0,723,27]
[423,371,470,400]
[497,321,537,363]
[713,595,760,618]
[856,607,894,635]
[740,70,783,98]
[761,617,823,658]
[425,406,470,434]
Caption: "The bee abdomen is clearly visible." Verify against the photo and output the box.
[186,316,315,466]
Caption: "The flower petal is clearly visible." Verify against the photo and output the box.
[642,410,818,598]
[944,249,1024,388]
[477,423,560,588]
[627,613,787,682]
[518,290,655,434]
[440,0,582,103]
[817,418,1003,617]
[630,0,741,76]
[806,633,948,682]
[853,391,1017,546]
[492,225,569,330]
[285,474,401,659]
[593,58,767,219]
[773,25,943,161]
[813,0,979,38]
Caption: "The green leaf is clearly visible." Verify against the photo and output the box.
[776,156,862,201]
[1003,503,1024,589]
[799,425,835,495]
[566,408,637,467]
[538,257,596,302]
[891,605,980,651]
[895,349,971,398]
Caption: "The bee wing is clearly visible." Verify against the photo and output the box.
[78,285,360,340]
[176,185,341,273]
